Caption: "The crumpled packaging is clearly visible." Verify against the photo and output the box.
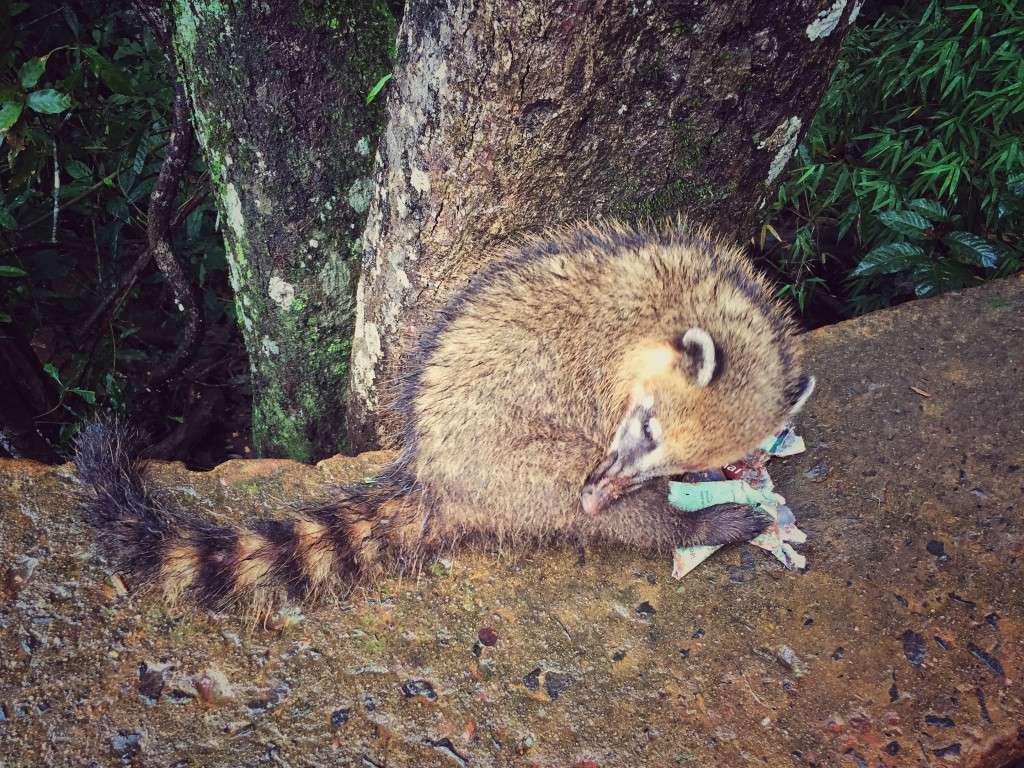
[669,428,807,579]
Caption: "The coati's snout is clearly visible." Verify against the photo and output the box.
[581,401,677,516]
[582,327,721,515]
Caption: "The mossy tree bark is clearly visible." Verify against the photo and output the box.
[169,0,396,461]
[346,0,863,450]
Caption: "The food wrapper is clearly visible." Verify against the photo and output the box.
[669,428,807,579]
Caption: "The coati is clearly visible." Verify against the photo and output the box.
[75,221,815,612]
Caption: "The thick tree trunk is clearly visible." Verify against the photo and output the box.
[170,0,396,461]
[347,0,862,450]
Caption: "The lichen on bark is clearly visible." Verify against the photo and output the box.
[170,0,396,461]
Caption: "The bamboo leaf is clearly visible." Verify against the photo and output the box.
[853,242,927,276]
[878,209,932,237]
[907,198,949,220]
[365,74,392,105]
[944,230,1000,268]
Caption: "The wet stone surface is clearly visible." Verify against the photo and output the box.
[2,276,1024,766]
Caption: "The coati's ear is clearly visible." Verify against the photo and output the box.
[786,374,816,414]
[678,327,716,388]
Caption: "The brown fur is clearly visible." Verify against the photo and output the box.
[75,221,810,613]
[398,220,805,544]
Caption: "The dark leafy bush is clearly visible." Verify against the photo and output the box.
[764,0,1023,317]
[1,2,231,450]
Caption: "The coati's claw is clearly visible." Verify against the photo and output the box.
[698,503,772,547]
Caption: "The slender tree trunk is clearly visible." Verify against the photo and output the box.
[170,0,396,461]
[347,0,862,450]
[0,324,60,462]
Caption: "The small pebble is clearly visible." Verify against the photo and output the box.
[267,606,304,630]
[901,630,927,667]
[976,687,992,723]
[427,737,468,768]
[543,671,574,700]
[947,592,976,608]
[803,462,829,481]
[635,601,656,620]
[110,574,129,598]
[775,645,807,677]
[245,683,289,715]
[330,708,351,728]
[966,642,1004,676]
[137,663,166,706]
[478,627,498,646]
[933,743,961,759]
[223,721,254,737]
[221,630,242,647]
[110,732,142,760]
[518,734,535,753]
[400,679,437,701]
[195,667,234,704]
[523,668,541,691]
[4,556,39,598]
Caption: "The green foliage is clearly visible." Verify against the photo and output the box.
[850,197,1014,296]
[365,73,392,105]
[1,1,229,450]
[43,359,97,411]
[764,0,1023,316]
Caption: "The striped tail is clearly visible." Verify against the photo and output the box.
[73,422,429,614]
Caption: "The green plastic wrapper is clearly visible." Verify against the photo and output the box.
[669,428,807,578]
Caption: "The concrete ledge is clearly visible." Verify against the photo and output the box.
[2,276,1023,767]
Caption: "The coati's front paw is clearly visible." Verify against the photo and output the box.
[694,503,771,547]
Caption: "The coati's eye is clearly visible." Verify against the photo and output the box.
[641,416,654,443]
